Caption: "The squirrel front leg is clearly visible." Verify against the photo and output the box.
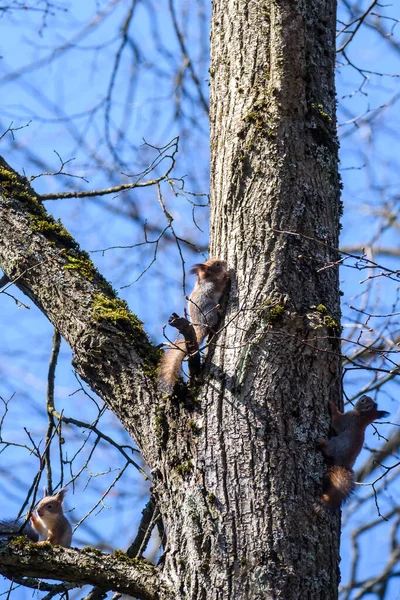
[328,401,346,434]
[30,513,48,539]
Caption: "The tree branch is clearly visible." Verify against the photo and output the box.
[127,498,161,558]
[0,156,162,468]
[0,540,171,600]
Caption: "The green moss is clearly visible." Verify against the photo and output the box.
[323,315,339,329]
[9,536,29,549]
[264,304,285,325]
[188,420,202,436]
[31,210,113,290]
[64,254,96,280]
[0,163,115,290]
[79,547,104,557]
[93,293,143,330]
[155,404,168,448]
[317,305,338,328]
[1,162,163,374]
[10,538,52,551]
[312,305,339,330]
[175,461,194,477]
[0,165,45,217]
[113,549,140,565]
[207,493,216,504]
[113,550,152,566]
[92,293,162,370]
[311,103,332,122]
[244,112,266,131]
[30,214,80,251]
[316,304,328,314]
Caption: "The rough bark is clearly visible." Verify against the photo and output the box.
[0,540,170,599]
[0,1,342,599]
[206,0,342,598]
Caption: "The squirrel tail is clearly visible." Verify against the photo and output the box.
[322,466,355,509]
[0,518,39,542]
[158,339,187,393]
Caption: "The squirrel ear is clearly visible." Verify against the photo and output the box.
[190,263,207,276]
[376,410,390,420]
[55,488,68,503]
[43,487,48,498]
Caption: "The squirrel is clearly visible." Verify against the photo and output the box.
[319,395,390,509]
[159,258,230,392]
[0,488,72,547]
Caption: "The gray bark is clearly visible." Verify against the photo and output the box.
[207,0,342,598]
[0,0,342,599]
[0,540,170,599]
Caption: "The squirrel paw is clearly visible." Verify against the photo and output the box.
[317,438,334,461]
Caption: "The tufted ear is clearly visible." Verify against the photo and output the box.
[43,487,48,498]
[190,263,208,277]
[55,487,68,503]
[376,410,390,420]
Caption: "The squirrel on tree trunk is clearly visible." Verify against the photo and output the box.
[159,258,229,392]
[319,395,390,508]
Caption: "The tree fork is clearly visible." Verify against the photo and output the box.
[0,1,343,598]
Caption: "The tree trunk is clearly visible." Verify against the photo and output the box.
[0,1,342,599]
[147,1,342,598]
[206,0,342,598]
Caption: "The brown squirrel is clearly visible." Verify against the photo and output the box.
[159,258,229,391]
[0,488,72,547]
[319,395,390,508]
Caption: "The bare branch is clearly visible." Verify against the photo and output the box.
[127,498,161,559]
[0,155,162,473]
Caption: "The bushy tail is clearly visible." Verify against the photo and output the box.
[158,339,187,393]
[0,518,39,542]
[322,466,355,509]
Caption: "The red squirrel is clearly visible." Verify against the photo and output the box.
[159,258,229,391]
[0,488,72,547]
[319,396,389,508]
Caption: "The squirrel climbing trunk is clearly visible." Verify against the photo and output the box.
[159,259,229,392]
[320,396,390,508]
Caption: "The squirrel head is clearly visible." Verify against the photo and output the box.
[190,258,229,281]
[355,395,390,422]
[36,488,67,522]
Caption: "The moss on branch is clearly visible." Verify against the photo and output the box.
[0,539,171,600]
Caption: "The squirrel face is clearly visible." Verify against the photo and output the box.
[37,499,62,521]
[191,259,229,281]
[36,488,66,523]
[355,395,390,422]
